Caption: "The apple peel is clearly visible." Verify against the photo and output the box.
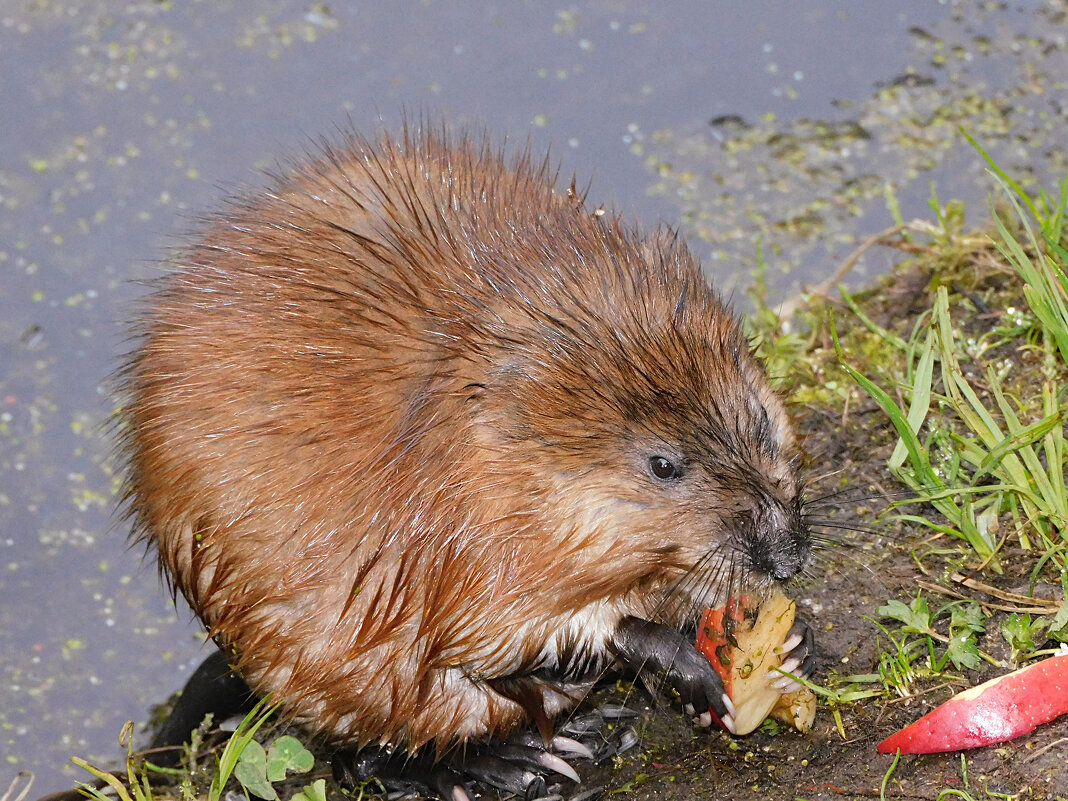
[877,651,1068,754]
[697,591,816,735]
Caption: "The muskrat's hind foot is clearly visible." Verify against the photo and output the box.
[769,616,818,693]
[333,746,470,800]
[151,648,257,765]
[333,739,581,801]
[610,616,735,732]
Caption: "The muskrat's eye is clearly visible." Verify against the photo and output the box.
[648,455,682,481]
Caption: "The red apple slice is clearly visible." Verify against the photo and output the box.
[877,651,1068,754]
[697,591,816,735]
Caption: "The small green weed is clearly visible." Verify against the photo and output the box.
[880,750,901,801]
[71,722,155,801]
[290,778,328,801]
[208,696,280,801]
[964,130,1068,369]
[875,592,995,678]
[745,239,823,389]
[882,751,1028,801]
[936,754,1027,801]
[231,735,313,800]
[69,696,316,801]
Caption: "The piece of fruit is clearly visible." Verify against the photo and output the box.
[877,651,1068,754]
[697,591,816,735]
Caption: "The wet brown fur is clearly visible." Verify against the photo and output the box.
[119,128,802,752]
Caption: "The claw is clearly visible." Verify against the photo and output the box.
[720,692,737,719]
[536,750,580,784]
[432,765,474,801]
[778,656,801,675]
[772,677,803,693]
[597,703,638,720]
[492,743,577,781]
[559,711,605,736]
[777,631,804,654]
[552,735,595,760]
[615,726,639,755]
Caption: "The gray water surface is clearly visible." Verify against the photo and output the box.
[1,1,1064,793]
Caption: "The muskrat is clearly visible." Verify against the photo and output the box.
[119,127,813,798]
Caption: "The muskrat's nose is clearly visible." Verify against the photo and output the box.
[767,548,805,581]
[748,546,801,581]
[742,513,810,581]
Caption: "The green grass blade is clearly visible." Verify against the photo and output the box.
[889,330,937,472]
[961,128,1039,220]
[839,285,911,353]
[209,697,279,801]
[831,314,940,490]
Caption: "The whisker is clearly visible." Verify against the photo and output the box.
[800,467,850,487]
[650,544,734,625]
[805,518,882,536]
[802,484,880,505]
[809,535,852,552]
[801,484,921,508]
[805,546,892,590]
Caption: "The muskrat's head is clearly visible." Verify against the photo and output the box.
[475,225,808,623]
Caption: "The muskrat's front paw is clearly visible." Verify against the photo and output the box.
[668,643,736,732]
[768,615,817,693]
[611,615,736,732]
